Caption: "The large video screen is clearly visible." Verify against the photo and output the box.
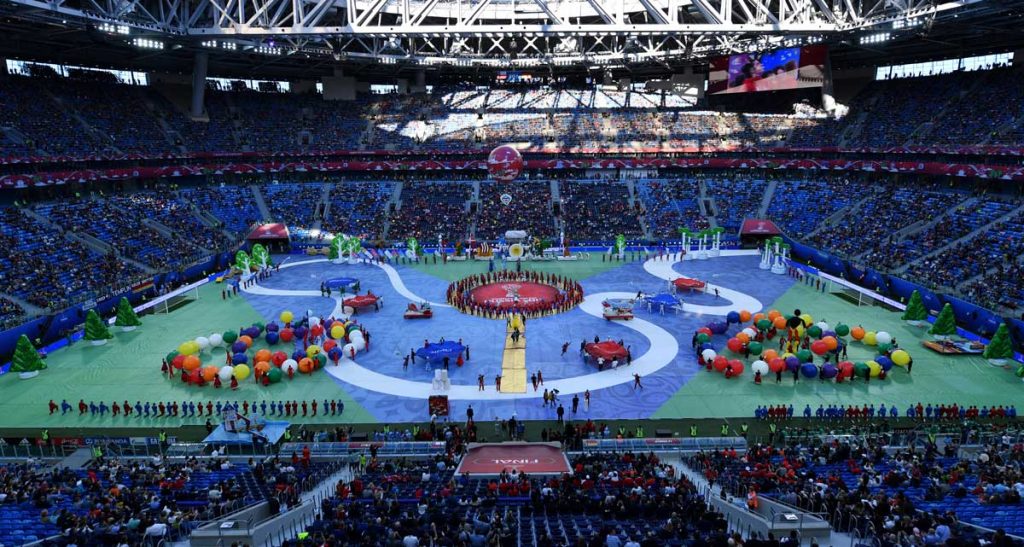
[708,45,827,95]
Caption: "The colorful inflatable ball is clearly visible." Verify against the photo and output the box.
[727,360,744,376]
[182,355,201,371]
[306,345,322,358]
[726,311,740,324]
[254,349,272,363]
[331,325,346,339]
[271,351,288,366]
[823,336,838,351]
[231,341,248,354]
[796,349,813,362]
[739,310,752,323]
[265,331,280,345]
[282,359,298,375]
[255,362,271,376]
[876,356,894,372]
[218,366,234,381]
[178,341,199,356]
[756,319,772,331]
[209,333,224,347]
[280,328,294,342]
[234,364,251,381]
[773,316,788,329]
[864,331,877,346]
[265,322,280,333]
[853,361,869,377]
[785,356,800,372]
[751,360,769,376]
[822,364,838,379]
[876,331,892,346]
[850,326,865,341]
[748,341,763,356]
[172,354,186,369]
[195,337,210,351]
[867,360,882,377]
[810,340,828,356]
[727,338,743,353]
[323,340,337,352]
[314,354,327,369]
[736,332,750,344]
[238,335,253,348]
[762,349,779,362]
[713,355,729,372]
[201,365,219,382]
[267,368,283,383]
[835,324,850,337]
[280,310,294,324]
[223,330,238,344]
[769,358,786,373]
[800,363,819,378]
[328,347,343,363]
[891,350,911,367]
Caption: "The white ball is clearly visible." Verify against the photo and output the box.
[282,360,297,374]
[876,331,892,345]
[309,317,321,327]
[218,366,235,381]
[751,360,770,376]
[742,328,756,338]
[209,333,224,347]
[195,336,210,350]
[816,322,830,332]
[701,349,717,362]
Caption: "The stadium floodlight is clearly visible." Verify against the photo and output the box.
[133,38,164,49]
[859,32,890,45]
[98,22,130,35]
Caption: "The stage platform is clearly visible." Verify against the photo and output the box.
[455,442,571,476]
[203,420,290,445]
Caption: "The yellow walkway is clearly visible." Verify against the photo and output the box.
[500,314,527,393]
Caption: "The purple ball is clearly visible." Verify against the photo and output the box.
[822,364,839,379]
[265,332,280,345]
[291,350,306,361]
[800,363,819,378]
[231,341,248,354]
[785,356,800,371]
[823,330,837,338]
[328,347,343,361]
[265,322,280,333]
[244,327,261,339]
[232,352,248,365]
[294,326,308,339]
[710,322,728,335]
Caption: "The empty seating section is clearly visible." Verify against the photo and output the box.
[706,178,768,231]
[180,185,262,236]
[326,181,393,238]
[766,179,860,236]
[260,182,324,229]
[388,181,472,240]
[121,193,229,252]
[0,205,142,309]
[807,188,961,259]
[477,182,554,239]
[559,181,642,241]
[636,179,709,238]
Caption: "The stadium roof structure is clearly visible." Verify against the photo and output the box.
[0,0,1022,76]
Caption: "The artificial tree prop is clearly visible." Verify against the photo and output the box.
[901,290,928,326]
[10,334,46,379]
[84,309,113,345]
[114,297,142,331]
[928,303,957,339]
[983,323,1014,365]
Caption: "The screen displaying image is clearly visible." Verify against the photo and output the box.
[708,45,827,95]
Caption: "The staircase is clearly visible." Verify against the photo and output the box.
[251,184,273,222]
[191,203,236,241]
[312,183,330,231]
[380,181,403,240]
[756,179,778,218]
[0,127,40,155]
[900,201,1024,274]
[698,181,719,229]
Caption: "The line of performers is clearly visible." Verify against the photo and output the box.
[446,271,584,319]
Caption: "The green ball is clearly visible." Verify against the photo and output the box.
[835,324,850,337]
[796,349,813,362]
[267,368,283,383]
[697,333,710,344]
[223,330,238,344]
[757,319,772,331]
[314,354,328,368]
[166,351,179,364]
[877,343,892,354]
[1015,365,1024,378]
[807,326,822,339]
[854,362,869,375]
[748,341,763,355]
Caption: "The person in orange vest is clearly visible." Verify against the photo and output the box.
[747,488,759,510]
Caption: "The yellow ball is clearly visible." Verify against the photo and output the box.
[330,325,346,339]
[280,311,294,324]
[233,364,251,381]
[891,350,911,366]
[864,331,878,346]
[178,341,198,355]
[800,314,813,327]
[306,345,321,358]
[867,360,881,377]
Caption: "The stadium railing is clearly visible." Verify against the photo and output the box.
[580,436,747,453]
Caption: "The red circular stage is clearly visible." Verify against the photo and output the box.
[470,282,560,310]
[673,276,706,291]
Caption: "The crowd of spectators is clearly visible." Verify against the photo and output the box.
[0,205,143,310]
[766,178,861,236]
[559,181,643,241]
[285,450,729,547]
[635,179,709,238]
[477,181,555,240]
[325,181,394,239]
[0,296,26,330]
[388,181,473,241]
[706,177,769,231]
[260,182,326,229]
[179,184,263,237]
[117,191,230,252]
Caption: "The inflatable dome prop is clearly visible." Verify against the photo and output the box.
[324,277,359,292]
[672,276,706,293]
[584,340,629,369]
[343,292,380,314]
[487,145,524,182]
[643,293,683,314]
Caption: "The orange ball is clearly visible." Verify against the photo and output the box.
[823,336,838,351]
[762,349,779,362]
[739,310,752,323]
[736,332,751,344]
[238,335,253,348]
[773,316,787,329]
[752,313,765,324]
[182,355,201,371]
[201,365,219,381]
[298,358,313,373]
[254,349,272,363]
[767,309,781,320]
[851,326,866,340]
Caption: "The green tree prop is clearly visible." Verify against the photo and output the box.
[928,303,957,338]
[114,297,142,330]
[251,243,272,268]
[328,236,343,260]
[901,290,928,324]
[10,335,46,377]
[983,323,1014,363]
[84,309,113,344]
